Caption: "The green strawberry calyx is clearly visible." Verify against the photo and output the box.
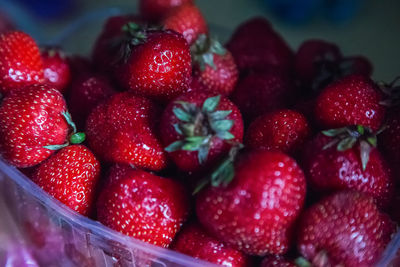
[191,34,227,71]
[44,111,85,150]
[322,125,384,171]
[165,95,235,165]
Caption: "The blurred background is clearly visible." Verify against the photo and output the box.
[0,0,398,81]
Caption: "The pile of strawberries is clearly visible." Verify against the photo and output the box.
[0,0,399,266]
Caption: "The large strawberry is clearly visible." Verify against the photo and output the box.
[196,150,306,255]
[297,191,395,267]
[0,31,44,94]
[139,0,193,21]
[163,3,208,46]
[301,127,394,208]
[191,35,238,95]
[246,109,310,154]
[171,222,250,267]
[0,84,76,167]
[160,93,243,172]
[114,23,192,101]
[226,17,293,73]
[315,74,385,131]
[31,145,100,215]
[97,165,189,247]
[86,92,167,171]
[41,47,71,93]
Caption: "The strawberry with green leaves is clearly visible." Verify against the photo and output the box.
[160,93,243,172]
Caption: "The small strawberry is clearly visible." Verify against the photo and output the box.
[191,35,238,95]
[160,93,243,172]
[86,92,167,171]
[31,145,100,215]
[163,3,208,46]
[196,150,306,255]
[261,255,296,267]
[67,74,115,130]
[226,17,294,73]
[297,191,395,267]
[315,74,385,131]
[97,165,189,247]
[0,84,74,167]
[231,70,296,121]
[41,47,71,93]
[246,109,310,154]
[171,222,250,267]
[0,31,44,95]
[139,0,193,21]
[301,127,394,208]
[114,23,192,101]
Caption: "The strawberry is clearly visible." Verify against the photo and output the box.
[342,55,373,77]
[0,84,72,167]
[67,55,93,79]
[0,31,44,95]
[171,222,250,267]
[301,127,394,208]
[196,150,306,255]
[163,3,208,46]
[380,107,400,178]
[226,17,293,73]
[114,23,192,101]
[297,191,395,267]
[191,35,238,95]
[31,145,100,215]
[261,255,296,267]
[67,74,115,130]
[97,165,189,247]
[86,92,167,171]
[315,74,385,131]
[41,47,71,93]
[139,0,193,21]
[245,109,310,154]
[231,70,295,121]
[160,93,243,172]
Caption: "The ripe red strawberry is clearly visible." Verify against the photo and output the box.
[0,84,70,167]
[86,92,167,171]
[0,31,44,95]
[231,70,296,120]
[226,17,293,73]
[114,24,192,101]
[31,145,100,215]
[196,150,306,255]
[297,191,395,267]
[97,165,189,247]
[139,0,193,21]
[191,35,238,95]
[301,128,394,208]
[160,93,243,172]
[41,47,71,93]
[67,74,115,130]
[261,255,296,267]
[163,3,208,46]
[246,109,310,154]
[171,222,250,267]
[315,75,385,131]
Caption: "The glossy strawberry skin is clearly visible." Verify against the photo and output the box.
[86,92,167,171]
[196,150,306,255]
[0,31,44,94]
[97,165,189,247]
[172,223,250,267]
[0,84,69,167]
[261,255,296,267]
[31,145,100,216]
[41,48,71,93]
[116,30,192,102]
[315,75,385,131]
[164,3,208,46]
[226,17,293,72]
[302,134,394,208]
[160,92,244,172]
[67,74,115,130]
[139,0,193,21]
[246,109,310,154]
[297,191,395,267]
